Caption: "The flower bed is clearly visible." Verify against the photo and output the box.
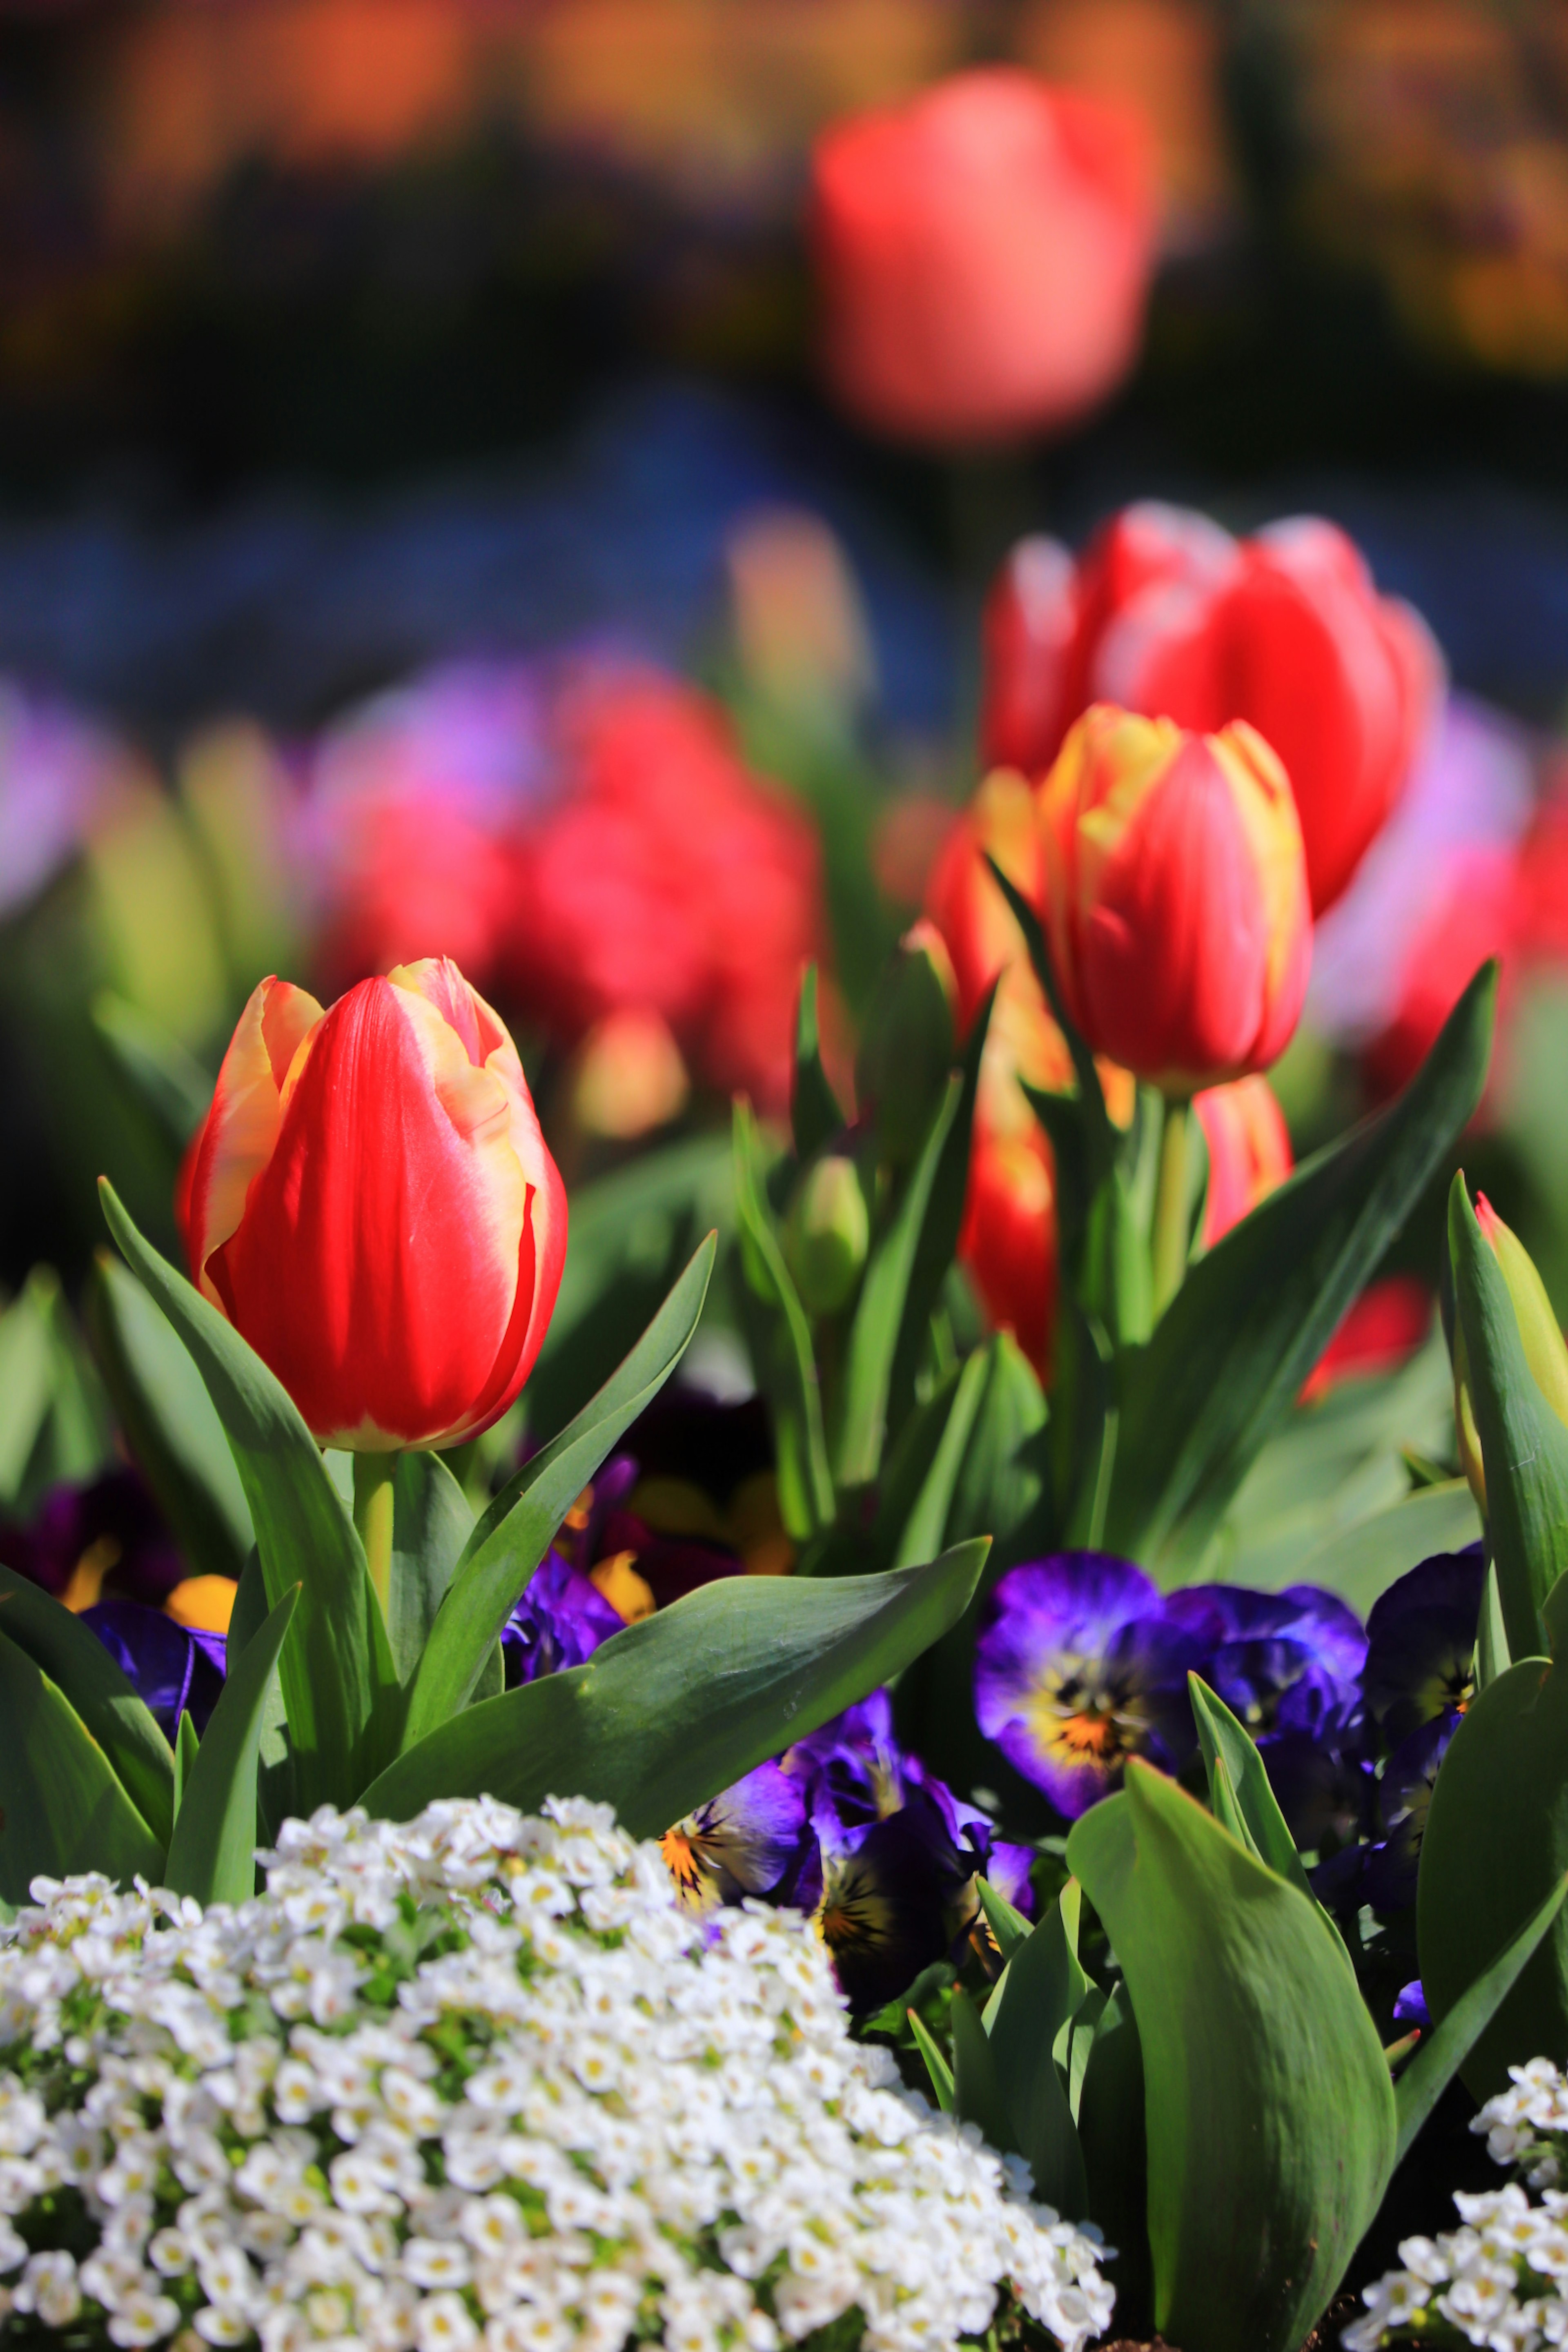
[0,1797,1111,2352]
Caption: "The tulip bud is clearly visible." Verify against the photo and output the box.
[786,1154,870,1316]
[1038,705,1312,1095]
[180,956,567,1450]
[856,921,958,1168]
[1454,1194,1568,1509]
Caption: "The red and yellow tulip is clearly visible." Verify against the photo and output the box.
[180,955,566,1451]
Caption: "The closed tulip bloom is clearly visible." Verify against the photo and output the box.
[810,67,1155,448]
[1038,706,1311,1094]
[180,956,566,1450]
[979,504,1441,912]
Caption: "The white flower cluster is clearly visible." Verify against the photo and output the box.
[0,1795,1114,2352]
[1344,2059,1568,2352]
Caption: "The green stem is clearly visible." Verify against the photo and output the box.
[1151,1097,1192,1319]
[352,1452,398,1621]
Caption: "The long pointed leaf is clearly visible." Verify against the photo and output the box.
[1189,1673,1320,1913]
[86,1252,254,1585]
[402,1236,715,1745]
[987,860,1112,1182]
[164,1588,298,1906]
[388,1452,474,1684]
[732,1106,833,1535]
[951,1987,1016,2154]
[834,1079,960,1489]
[98,1180,397,1810]
[0,1628,165,1902]
[1396,1870,1568,2167]
[1105,964,1495,1576]
[1450,1173,1568,1661]
[791,964,846,1160]
[1069,1760,1395,2352]
[907,2008,955,2111]
[891,1340,990,1570]
[888,982,996,1438]
[365,1540,989,1833]
[0,1562,174,1846]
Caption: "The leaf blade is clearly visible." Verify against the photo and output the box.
[164,1587,298,1907]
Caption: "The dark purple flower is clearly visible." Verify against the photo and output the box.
[1261,1728,1374,1857]
[1363,1710,1460,1913]
[974,1553,1203,1820]
[0,1470,184,1609]
[1167,1583,1367,1744]
[986,1842,1037,1915]
[82,1600,225,1740]
[660,1762,811,1914]
[500,1551,624,1685]
[1392,1980,1430,2031]
[1362,1546,1483,1745]
[812,1790,978,2014]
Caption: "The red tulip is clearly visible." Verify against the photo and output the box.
[809,66,1156,448]
[505,673,823,1117]
[959,1123,1058,1383]
[180,957,566,1450]
[980,504,1442,913]
[1038,705,1312,1094]
[1192,1075,1292,1248]
[1299,1277,1432,1404]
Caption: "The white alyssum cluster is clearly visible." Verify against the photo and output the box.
[1343,2058,1568,2352]
[0,1794,1114,2352]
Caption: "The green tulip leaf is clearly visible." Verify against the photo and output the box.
[791,963,846,1162]
[951,1987,1017,2156]
[886,981,996,1442]
[363,1539,988,1834]
[1104,964,1495,1578]
[0,1560,176,1846]
[733,1105,834,1538]
[888,1337,991,1571]
[1069,1759,1395,2352]
[86,1251,254,1586]
[1188,1673,1327,1922]
[98,1179,399,1811]
[401,1234,716,1746]
[0,1626,165,1904]
[833,1077,960,1491]
[173,1710,199,1815]
[1076,1986,1153,2335]
[984,1892,1091,2217]
[1278,1479,1481,1618]
[0,1274,58,1509]
[387,1451,474,1685]
[524,1131,733,1448]
[1399,1869,1568,2162]
[1419,1650,1568,2096]
[1450,1172,1568,1661]
[907,2008,955,2111]
[164,1586,297,1907]
[987,860,1113,1185]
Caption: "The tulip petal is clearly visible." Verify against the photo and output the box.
[212,975,543,1448]
[183,976,324,1302]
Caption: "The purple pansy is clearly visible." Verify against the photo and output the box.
[500,1552,624,1685]
[1362,1546,1484,1745]
[811,1789,981,2015]
[1393,1980,1430,2031]
[661,1763,812,1915]
[1166,1583,1367,1744]
[1363,1710,1460,1913]
[0,1469,185,1609]
[974,1552,1204,1820]
[82,1601,226,1741]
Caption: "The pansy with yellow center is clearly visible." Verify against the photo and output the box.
[973,1551,1203,1819]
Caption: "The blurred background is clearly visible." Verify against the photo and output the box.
[7,0,1568,1346]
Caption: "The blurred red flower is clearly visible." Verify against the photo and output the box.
[1299,1277,1432,1404]
[1193,1075,1293,1248]
[982,504,1442,914]
[504,673,825,1115]
[809,66,1156,448]
[1361,846,1518,1100]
